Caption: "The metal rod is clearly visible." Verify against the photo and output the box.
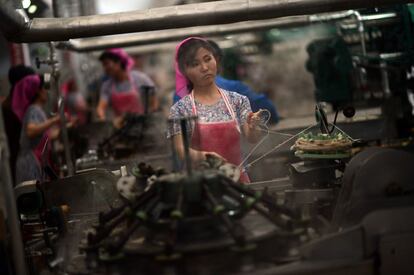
[89,187,156,245]
[172,182,184,219]
[88,209,129,245]
[105,195,161,254]
[180,119,192,176]
[224,179,296,217]
[106,219,141,254]
[167,183,184,249]
[0,106,28,275]
[99,203,127,224]
[141,85,152,115]
[203,183,246,245]
[130,186,158,211]
[251,203,293,231]
[350,10,366,56]
[221,182,301,234]
[0,0,409,42]
[170,134,181,173]
[48,42,74,176]
[380,61,392,97]
[203,183,225,215]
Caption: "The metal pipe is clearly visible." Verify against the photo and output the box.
[350,10,367,56]
[312,10,367,54]
[380,61,392,97]
[57,10,399,53]
[0,4,28,36]
[0,0,410,43]
[0,106,28,275]
[52,0,61,18]
[47,42,75,176]
[57,16,310,52]
[339,13,399,29]
[180,119,192,176]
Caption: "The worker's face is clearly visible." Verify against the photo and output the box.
[184,47,217,87]
[101,59,123,77]
[37,87,48,104]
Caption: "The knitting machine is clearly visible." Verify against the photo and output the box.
[13,169,121,274]
[13,106,414,275]
[71,111,170,172]
[51,140,414,275]
[65,157,311,275]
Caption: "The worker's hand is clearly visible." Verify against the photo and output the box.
[66,117,78,128]
[247,110,263,130]
[49,127,60,139]
[113,116,125,129]
[50,115,61,125]
[203,151,227,162]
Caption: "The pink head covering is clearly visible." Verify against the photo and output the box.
[11,74,41,121]
[106,48,135,71]
[175,37,207,98]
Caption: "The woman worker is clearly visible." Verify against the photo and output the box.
[167,37,264,183]
[96,48,157,120]
[2,65,36,184]
[14,74,61,184]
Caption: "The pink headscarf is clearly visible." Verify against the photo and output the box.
[175,37,207,99]
[106,48,135,71]
[11,74,41,122]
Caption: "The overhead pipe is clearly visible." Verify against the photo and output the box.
[339,12,398,30]
[56,16,310,52]
[0,0,410,43]
[57,10,400,52]
[311,10,367,54]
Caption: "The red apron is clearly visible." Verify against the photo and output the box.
[190,89,250,183]
[110,74,143,116]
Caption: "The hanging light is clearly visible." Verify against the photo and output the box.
[28,4,38,14]
[22,0,31,9]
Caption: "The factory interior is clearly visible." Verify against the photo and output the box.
[1,0,414,274]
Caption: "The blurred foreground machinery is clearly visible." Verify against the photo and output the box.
[17,146,414,275]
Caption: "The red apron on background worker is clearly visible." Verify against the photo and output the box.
[96,48,157,120]
[167,37,264,183]
[13,75,61,184]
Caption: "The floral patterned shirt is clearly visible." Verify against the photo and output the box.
[167,89,251,138]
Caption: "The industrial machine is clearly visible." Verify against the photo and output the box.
[2,1,414,275]
[67,165,308,275]
[12,103,409,275]
[306,4,414,138]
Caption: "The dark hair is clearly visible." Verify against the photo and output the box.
[99,51,126,70]
[177,39,216,75]
[207,40,223,62]
[39,74,45,90]
[177,39,216,91]
[8,65,35,87]
[31,74,45,103]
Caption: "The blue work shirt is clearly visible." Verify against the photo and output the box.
[173,76,279,124]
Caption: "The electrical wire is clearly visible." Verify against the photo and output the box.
[242,124,316,170]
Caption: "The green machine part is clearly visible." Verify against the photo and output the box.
[305,37,353,106]
[305,4,414,107]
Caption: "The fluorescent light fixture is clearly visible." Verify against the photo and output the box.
[22,0,31,9]
[28,4,37,14]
